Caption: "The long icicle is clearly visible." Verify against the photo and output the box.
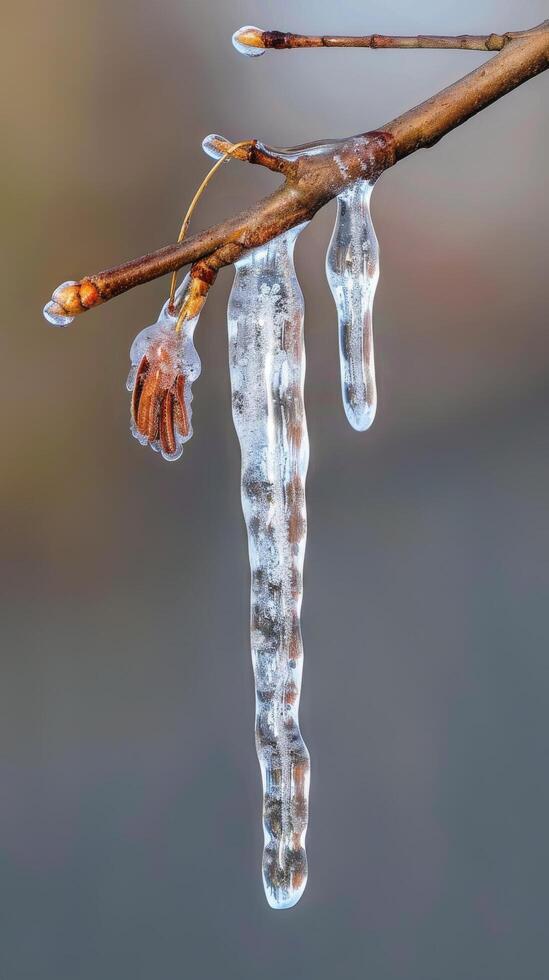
[326,178,380,431]
[227,224,310,909]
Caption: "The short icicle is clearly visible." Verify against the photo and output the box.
[326,178,380,431]
[227,224,310,909]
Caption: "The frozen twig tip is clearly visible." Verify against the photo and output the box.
[232,26,266,57]
[230,24,540,53]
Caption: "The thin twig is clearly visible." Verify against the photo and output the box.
[167,140,251,316]
[232,25,523,53]
[44,20,549,323]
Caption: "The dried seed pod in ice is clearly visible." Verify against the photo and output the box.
[126,278,201,461]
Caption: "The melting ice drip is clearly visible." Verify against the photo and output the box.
[126,276,202,461]
[227,225,310,909]
[326,178,380,431]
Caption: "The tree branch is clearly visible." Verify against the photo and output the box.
[232,25,526,53]
[44,20,549,324]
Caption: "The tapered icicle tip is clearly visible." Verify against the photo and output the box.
[232,25,266,57]
[345,400,377,432]
[265,872,308,910]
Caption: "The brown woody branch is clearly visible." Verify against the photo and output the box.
[233,24,527,53]
[44,21,549,324]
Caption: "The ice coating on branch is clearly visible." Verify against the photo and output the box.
[202,133,342,163]
[275,138,343,160]
[326,178,380,431]
[232,25,265,57]
[228,225,310,909]
[126,276,201,461]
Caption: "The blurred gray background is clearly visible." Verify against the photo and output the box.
[2,1,549,977]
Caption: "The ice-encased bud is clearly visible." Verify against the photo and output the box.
[43,301,74,326]
[326,179,380,431]
[43,280,78,326]
[127,275,202,461]
[201,134,227,160]
[232,25,265,57]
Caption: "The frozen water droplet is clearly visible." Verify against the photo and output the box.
[201,134,227,160]
[228,224,310,909]
[326,178,379,431]
[232,25,265,57]
[43,301,74,326]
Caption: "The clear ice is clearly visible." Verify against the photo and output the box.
[232,26,266,57]
[201,134,230,160]
[126,276,201,461]
[325,178,380,431]
[227,225,310,909]
[202,133,343,163]
[43,281,77,326]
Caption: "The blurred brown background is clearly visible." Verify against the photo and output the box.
[2,1,549,977]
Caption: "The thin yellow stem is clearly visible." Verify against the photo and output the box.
[174,289,196,333]
[168,141,249,315]
[43,21,549,323]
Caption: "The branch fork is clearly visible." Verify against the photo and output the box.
[43,20,549,327]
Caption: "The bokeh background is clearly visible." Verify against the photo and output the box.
[2,1,549,977]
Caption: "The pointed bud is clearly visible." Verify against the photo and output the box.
[232,26,265,57]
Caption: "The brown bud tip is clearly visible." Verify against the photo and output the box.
[43,278,104,326]
[52,281,86,315]
[232,25,265,57]
[43,280,79,325]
